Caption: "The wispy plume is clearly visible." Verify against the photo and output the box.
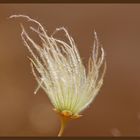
[10,14,106,136]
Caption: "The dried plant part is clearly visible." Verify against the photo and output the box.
[10,14,106,136]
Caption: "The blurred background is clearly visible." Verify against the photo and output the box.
[0,4,140,136]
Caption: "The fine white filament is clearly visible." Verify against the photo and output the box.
[10,15,106,116]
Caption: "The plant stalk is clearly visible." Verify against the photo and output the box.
[58,115,68,137]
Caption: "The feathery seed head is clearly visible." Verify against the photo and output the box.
[10,15,106,119]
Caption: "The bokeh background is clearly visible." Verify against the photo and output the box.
[0,4,140,136]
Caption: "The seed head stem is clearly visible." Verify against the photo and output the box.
[58,115,68,137]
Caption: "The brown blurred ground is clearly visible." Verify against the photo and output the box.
[0,4,140,136]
